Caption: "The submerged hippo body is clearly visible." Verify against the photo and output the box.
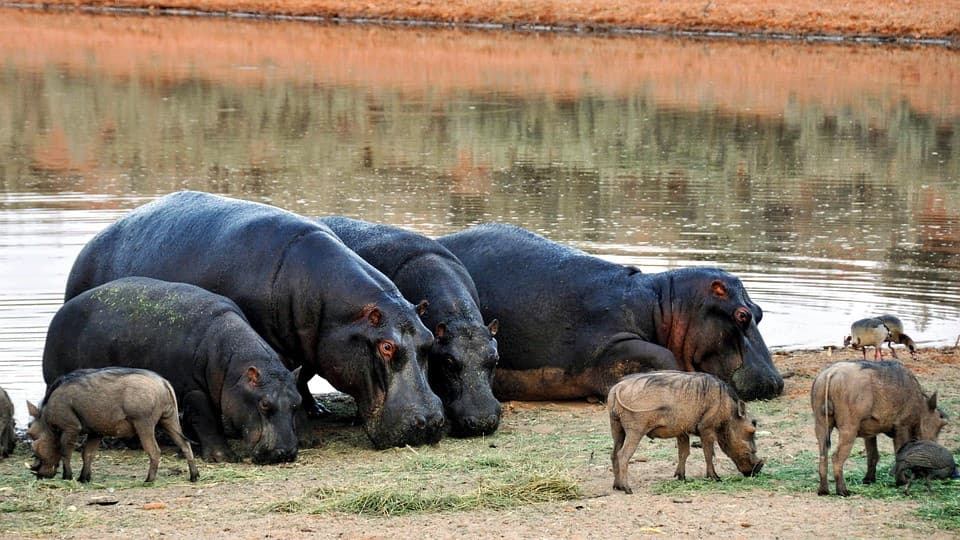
[65,191,443,449]
[43,277,300,463]
[438,223,783,401]
[320,217,501,437]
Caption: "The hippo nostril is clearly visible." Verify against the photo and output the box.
[414,415,427,429]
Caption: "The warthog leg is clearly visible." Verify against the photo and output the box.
[78,436,101,483]
[674,434,690,480]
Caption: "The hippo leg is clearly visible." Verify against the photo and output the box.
[700,430,721,481]
[674,433,691,480]
[77,436,101,483]
[182,390,236,463]
[594,339,680,395]
[831,427,858,496]
[158,412,200,482]
[862,436,879,484]
[59,429,79,480]
[296,366,330,418]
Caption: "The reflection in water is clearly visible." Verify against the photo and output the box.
[1,10,959,425]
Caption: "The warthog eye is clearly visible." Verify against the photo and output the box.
[378,340,396,361]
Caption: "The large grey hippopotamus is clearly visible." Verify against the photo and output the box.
[320,216,501,437]
[64,191,443,449]
[438,223,783,401]
[43,277,300,464]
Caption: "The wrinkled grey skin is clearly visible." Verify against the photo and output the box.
[320,216,501,437]
[27,368,199,483]
[0,387,15,458]
[64,192,443,449]
[811,361,947,496]
[439,223,783,401]
[893,440,958,495]
[608,371,763,494]
[43,277,301,464]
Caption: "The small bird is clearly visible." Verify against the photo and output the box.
[843,318,891,360]
[875,314,918,359]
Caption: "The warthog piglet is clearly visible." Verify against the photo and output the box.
[28,367,199,483]
[608,371,764,494]
[894,440,958,495]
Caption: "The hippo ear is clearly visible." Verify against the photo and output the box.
[247,366,261,387]
[711,280,729,299]
[435,323,446,340]
[928,392,938,411]
[27,401,40,418]
[416,300,429,317]
[488,319,499,336]
[367,308,382,326]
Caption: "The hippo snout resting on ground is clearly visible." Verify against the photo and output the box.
[43,277,301,463]
[320,216,501,437]
[27,367,199,483]
[64,191,444,450]
[438,223,783,401]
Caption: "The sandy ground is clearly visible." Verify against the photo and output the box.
[7,0,960,43]
[3,346,959,539]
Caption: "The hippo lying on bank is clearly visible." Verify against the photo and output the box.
[438,223,783,401]
[43,277,300,463]
[65,191,443,450]
[811,361,946,496]
[27,367,199,483]
[608,371,763,494]
[320,217,501,437]
[0,387,14,458]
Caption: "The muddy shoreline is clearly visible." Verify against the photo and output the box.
[3,0,959,46]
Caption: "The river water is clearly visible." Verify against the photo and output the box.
[1,9,958,425]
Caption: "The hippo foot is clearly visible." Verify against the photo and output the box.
[201,448,236,463]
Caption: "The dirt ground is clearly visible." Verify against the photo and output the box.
[14,0,960,43]
[3,346,960,539]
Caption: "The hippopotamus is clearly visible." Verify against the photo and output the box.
[319,216,501,437]
[43,277,301,463]
[64,191,443,449]
[438,223,783,401]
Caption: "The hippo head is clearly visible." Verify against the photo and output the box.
[717,398,765,477]
[328,296,445,449]
[427,319,502,437]
[657,268,783,400]
[220,358,302,464]
[25,401,61,479]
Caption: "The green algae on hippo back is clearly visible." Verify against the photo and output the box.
[64,191,444,450]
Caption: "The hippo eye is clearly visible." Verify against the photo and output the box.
[259,399,273,413]
[378,340,396,361]
[734,307,752,328]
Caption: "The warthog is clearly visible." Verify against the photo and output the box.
[893,440,958,495]
[1,387,15,458]
[608,371,764,494]
[27,368,199,483]
[811,361,946,496]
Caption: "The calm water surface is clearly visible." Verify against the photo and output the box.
[1,10,959,425]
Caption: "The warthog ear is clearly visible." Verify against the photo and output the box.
[488,319,499,336]
[736,400,747,418]
[27,401,40,418]
[416,300,429,316]
[711,280,729,299]
[928,392,938,411]
[247,366,261,387]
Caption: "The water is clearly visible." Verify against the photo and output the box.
[1,9,959,426]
